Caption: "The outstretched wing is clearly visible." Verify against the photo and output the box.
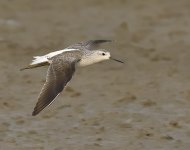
[67,40,112,50]
[32,56,77,116]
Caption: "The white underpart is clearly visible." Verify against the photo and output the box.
[30,48,78,65]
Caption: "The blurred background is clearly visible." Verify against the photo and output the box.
[0,0,190,149]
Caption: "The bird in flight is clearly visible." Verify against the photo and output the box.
[21,40,124,116]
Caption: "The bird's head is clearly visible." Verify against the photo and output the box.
[79,50,124,67]
[93,50,124,64]
[94,50,111,61]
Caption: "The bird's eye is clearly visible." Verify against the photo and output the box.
[102,53,105,56]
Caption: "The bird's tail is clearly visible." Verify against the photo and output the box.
[20,56,49,71]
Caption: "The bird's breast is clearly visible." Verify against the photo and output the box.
[77,57,102,67]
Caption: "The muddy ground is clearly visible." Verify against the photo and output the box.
[0,0,190,149]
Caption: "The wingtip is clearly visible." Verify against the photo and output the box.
[99,39,112,42]
[101,39,115,43]
[32,111,37,116]
[32,103,48,116]
[90,39,112,43]
[32,106,40,116]
[32,110,39,116]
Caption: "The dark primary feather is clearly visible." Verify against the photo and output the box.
[32,55,77,116]
[67,40,112,50]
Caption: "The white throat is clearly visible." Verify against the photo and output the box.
[78,56,107,67]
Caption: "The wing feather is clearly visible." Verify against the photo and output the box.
[32,56,76,116]
[67,40,112,50]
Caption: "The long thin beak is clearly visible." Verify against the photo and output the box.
[110,57,124,63]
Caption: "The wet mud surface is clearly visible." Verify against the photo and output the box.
[0,0,190,149]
